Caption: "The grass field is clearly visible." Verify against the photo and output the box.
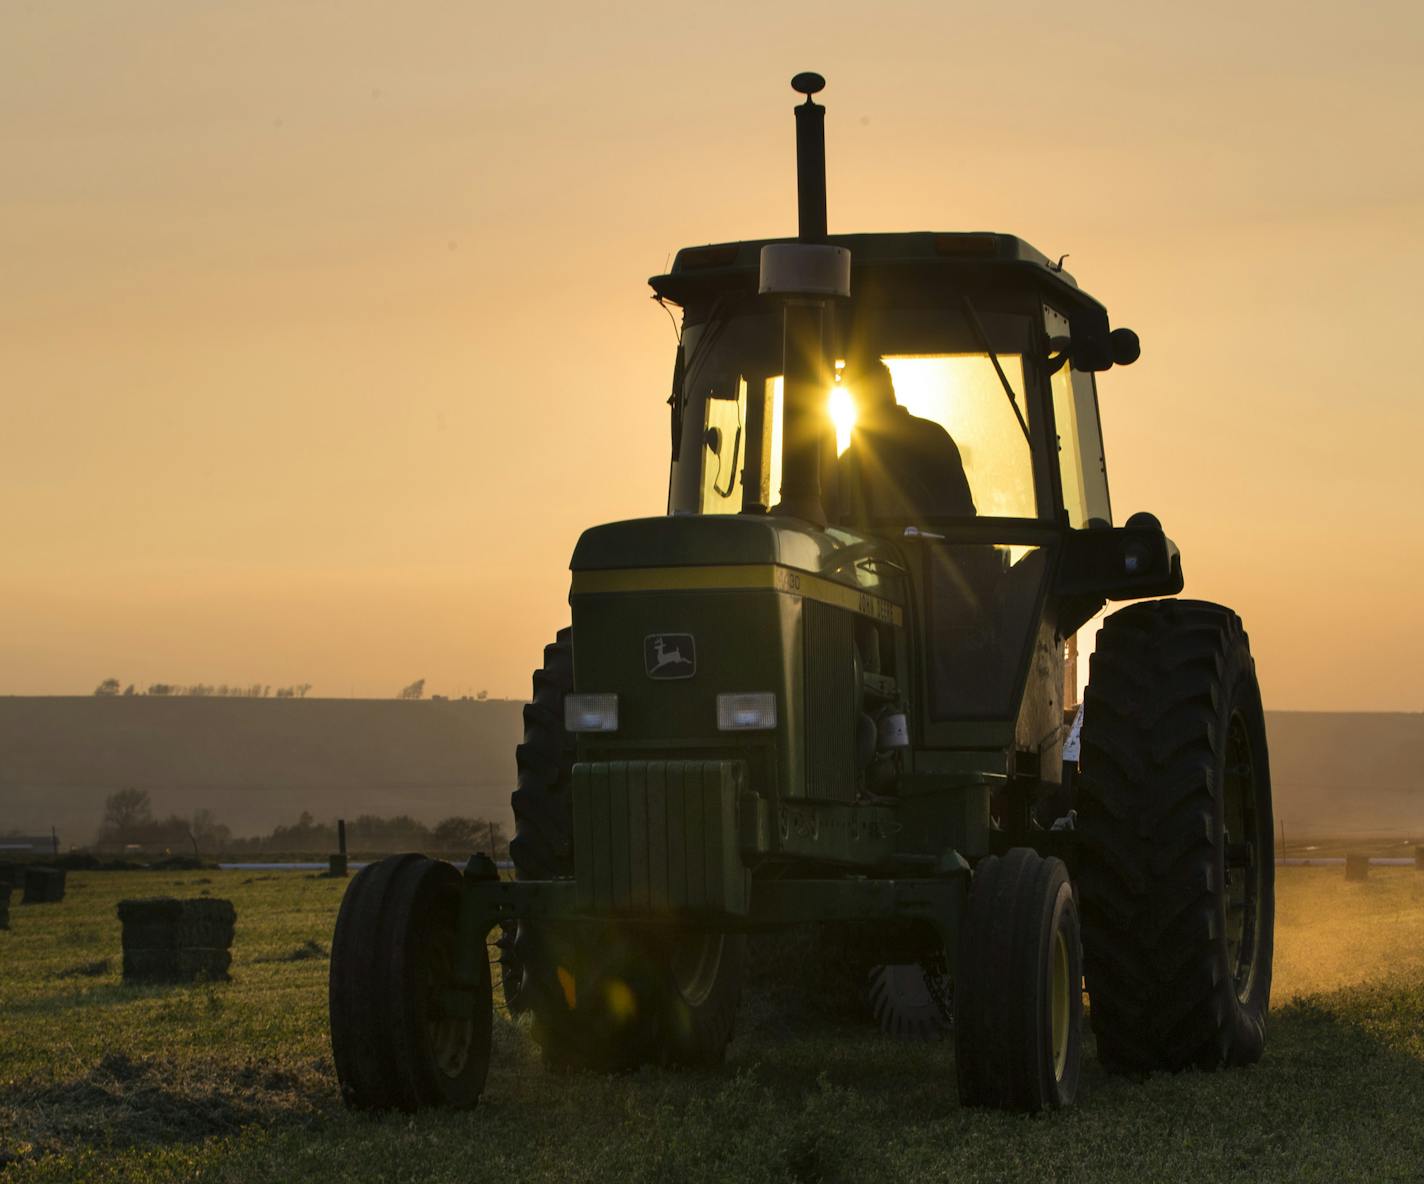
[2,867,1422,1183]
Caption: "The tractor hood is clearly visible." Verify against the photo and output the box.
[572,514,869,574]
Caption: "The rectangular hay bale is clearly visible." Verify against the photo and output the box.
[118,897,237,983]
[117,898,236,948]
[0,884,10,931]
[22,867,66,904]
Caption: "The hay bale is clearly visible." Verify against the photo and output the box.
[1345,854,1370,881]
[117,897,236,983]
[0,864,21,890]
[22,867,66,904]
[118,898,236,949]
[1415,846,1424,872]
[0,884,11,931]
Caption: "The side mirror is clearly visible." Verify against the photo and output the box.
[1109,328,1140,366]
[1064,309,1143,372]
[1059,514,1184,601]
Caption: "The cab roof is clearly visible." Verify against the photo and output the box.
[649,231,1104,316]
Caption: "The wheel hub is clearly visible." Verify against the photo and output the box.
[425,937,474,1079]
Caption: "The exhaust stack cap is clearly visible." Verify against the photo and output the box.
[758,242,851,298]
[791,71,826,99]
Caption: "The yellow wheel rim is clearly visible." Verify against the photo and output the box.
[1051,928,1071,1081]
[670,934,724,1007]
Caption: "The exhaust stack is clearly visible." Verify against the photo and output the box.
[760,73,850,528]
[793,71,828,242]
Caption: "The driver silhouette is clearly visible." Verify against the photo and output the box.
[840,360,976,521]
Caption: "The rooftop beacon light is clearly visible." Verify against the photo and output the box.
[763,72,850,528]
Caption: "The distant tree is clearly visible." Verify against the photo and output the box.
[147,684,176,696]
[348,813,429,849]
[476,689,489,701]
[149,813,195,849]
[432,816,507,856]
[431,816,481,849]
[254,810,336,853]
[94,678,121,697]
[297,683,312,698]
[398,679,426,701]
[191,808,231,849]
[122,684,136,696]
[100,788,154,845]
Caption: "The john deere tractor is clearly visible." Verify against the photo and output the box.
[329,74,1273,1113]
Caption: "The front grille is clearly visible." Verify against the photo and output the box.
[803,600,858,801]
[572,759,750,917]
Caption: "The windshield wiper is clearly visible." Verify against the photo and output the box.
[959,294,1031,446]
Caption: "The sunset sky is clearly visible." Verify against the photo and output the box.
[3,1,1421,710]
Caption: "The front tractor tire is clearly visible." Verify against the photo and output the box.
[508,627,744,1072]
[954,848,1083,1112]
[1075,599,1274,1074]
[329,855,491,1111]
[662,931,746,1067]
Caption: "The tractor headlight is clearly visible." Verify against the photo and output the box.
[564,693,618,733]
[716,692,778,731]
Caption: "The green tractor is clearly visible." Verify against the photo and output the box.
[329,74,1274,1113]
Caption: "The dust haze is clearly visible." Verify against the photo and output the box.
[1275,869,1424,1000]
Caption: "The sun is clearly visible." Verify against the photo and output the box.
[828,382,857,455]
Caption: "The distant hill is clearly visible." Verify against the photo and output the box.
[0,696,525,843]
[0,699,1418,846]
[1264,711,1422,838]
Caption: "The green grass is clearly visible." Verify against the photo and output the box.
[2,868,1423,1183]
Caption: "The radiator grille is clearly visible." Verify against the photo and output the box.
[803,600,858,801]
[572,759,749,917]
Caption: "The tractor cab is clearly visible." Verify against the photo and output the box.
[660,231,1113,531]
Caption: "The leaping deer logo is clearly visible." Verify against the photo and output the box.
[645,633,696,679]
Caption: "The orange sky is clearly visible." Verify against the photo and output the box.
[2,2,1421,709]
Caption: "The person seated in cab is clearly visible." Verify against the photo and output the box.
[839,359,975,523]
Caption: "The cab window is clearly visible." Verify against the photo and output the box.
[1044,306,1112,526]
[869,353,1036,520]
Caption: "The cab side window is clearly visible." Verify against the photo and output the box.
[1044,307,1112,527]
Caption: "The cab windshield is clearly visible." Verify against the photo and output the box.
[667,304,1043,524]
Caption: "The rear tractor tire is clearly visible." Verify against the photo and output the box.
[1075,599,1274,1074]
[329,855,491,1111]
[508,628,744,1071]
[954,848,1083,1111]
